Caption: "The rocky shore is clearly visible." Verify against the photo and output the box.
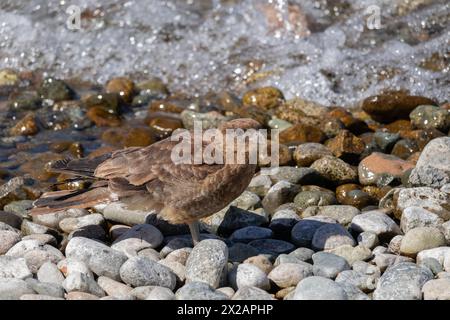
[0,71,449,300]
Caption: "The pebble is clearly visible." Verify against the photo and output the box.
[335,269,377,293]
[175,281,228,300]
[328,245,373,266]
[165,248,192,265]
[63,271,105,297]
[410,105,450,132]
[312,252,350,279]
[268,209,301,235]
[59,213,105,233]
[419,258,443,275]
[268,262,313,288]
[119,256,176,290]
[400,206,444,233]
[0,256,32,279]
[338,282,370,300]
[303,205,360,226]
[233,263,270,290]
[232,286,275,300]
[357,232,379,249]
[422,279,450,300]
[310,156,357,185]
[4,200,33,217]
[97,276,132,296]
[293,143,333,167]
[372,253,414,271]
[247,175,272,197]
[388,235,403,254]
[269,167,321,185]
[408,137,450,188]
[243,255,273,274]
[311,223,356,251]
[395,187,450,220]
[400,227,446,256]
[358,152,414,186]
[66,291,99,300]
[351,210,401,241]
[20,294,64,300]
[25,278,65,298]
[23,233,57,246]
[228,243,260,263]
[248,239,295,256]
[0,279,35,299]
[32,208,86,229]
[294,190,337,210]
[291,218,330,247]
[37,262,65,285]
[229,226,273,243]
[102,202,153,226]
[185,239,228,289]
[261,181,299,214]
[38,77,73,102]
[373,262,433,300]
[21,220,52,236]
[0,211,23,229]
[325,130,365,161]
[146,286,175,300]
[293,276,347,300]
[242,86,284,110]
[69,225,106,241]
[111,224,164,256]
[159,259,186,284]
[65,237,128,280]
[0,230,21,254]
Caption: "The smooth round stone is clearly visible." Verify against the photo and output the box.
[25,278,65,298]
[441,221,450,243]
[335,270,377,293]
[66,291,99,300]
[231,191,261,210]
[20,294,64,300]
[65,237,128,281]
[400,227,446,256]
[395,187,450,220]
[32,208,88,229]
[63,271,105,297]
[0,256,32,279]
[0,230,21,254]
[312,223,355,251]
[328,245,373,266]
[109,225,131,241]
[422,279,450,300]
[400,206,443,233]
[288,248,314,263]
[146,286,175,300]
[247,175,272,197]
[175,282,228,300]
[21,246,65,274]
[97,276,132,297]
[228,243,260,263]
[216,287,235,299]
[293,143,333,167]
[0,279,35,299]
[158,259,186,284]
[247,239,295,256]
[185,239,228,289]
[418,258,444,275]
[37,262,65,285]
[302,205,360,227]
[293,276,347,300]
[312,252,350,279]
[4,200,33,217]
[294,190,337,211]
[291,219,329,247]
[159,238,192,258]
[164,248,192,266]
[410,105,450,132]
[207,206,268,236]
[338,282,370,300]
[268,262,313,288]
[232,286,275,300]
[274,254,303,266]
[262,181,299,214]
[69,225,106,241]
[310,156,357,185]
[120,256,176,290]
[352,261,381,278]
[269,167,321,185]
[388,235,403,254]
[350,210,401,241]
[373,262,433,300]
[229,226,273,243]
[59,213,105,233]
[269,209,301,235]
[112,224,163,255]
[235,263,270,290]
[243,255,273,274]
[129,286,158,300]
[102,202,153,226]
[137,248,160,261]
[22,234,57,246]
[372,253,414,272]
[357,232,379,249]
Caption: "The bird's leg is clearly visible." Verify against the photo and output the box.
[188,220,200,246]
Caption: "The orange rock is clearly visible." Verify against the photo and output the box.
[242,86,284,110]
[105,77,135,103]
[325,130,365,161]
[279,124,326,145]
[87,106,121,127]
[384,119,413,133]
[10,113,39,136]
[148,100,184,114]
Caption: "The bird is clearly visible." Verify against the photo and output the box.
[31,118,262,245]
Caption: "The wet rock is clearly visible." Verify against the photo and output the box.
[0,230,21,254]
[0,256,32,279]
[351,210,401,241]
[242,87,284,110]
[362,92,436,123]
[400,227,446,257]
[86,106,121,127]
[262,181,299,214]
[408,137,450,188]
[293,143,333,167]
[294,190,337,210]
[400,206,443,233]
[38,77,74,102]
[373,131,400,152]
[10,113,39,136]
[232,286,275,300]
[312,223,355,251]
[268,262,313,288]
[325,130,365,161]
[293,276,347,300]
[120,256,176,290]
[410,105,450,132]
[181,110,227,130]
[373,262,433,300]
[185,239,228,288]
[0,279,35,299]
[65,237,128,280]
[358,152,414,186]
[310,156,357,185]
[111,224,163,256]
[422,279,450,300]
[268,118,293,131]
[105,77,135,103]
[233,263,270,290]
[395,187,450,220]
[248,239,295,256]
[37,262,65,285]
[176,281,228,300]
[137,77,169,99]
[279,124,326,144]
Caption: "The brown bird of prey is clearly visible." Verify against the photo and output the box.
[31,118,261,245]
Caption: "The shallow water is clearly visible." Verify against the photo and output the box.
[0,0,449,106]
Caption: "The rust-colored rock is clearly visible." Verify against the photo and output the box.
[242,86,284,110]
[146,116,183,138]
[148,100,184,114]
[327,107,371,135]
[105,77,135,103]
[102,127,156,148]
[87,106,122,127]
[325,130,365,161]
[10,113,39,136]
[384,119,413,133]
[279,124,326,145]
[362,91,437,123]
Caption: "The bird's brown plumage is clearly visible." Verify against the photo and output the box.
[31,118,261,225]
